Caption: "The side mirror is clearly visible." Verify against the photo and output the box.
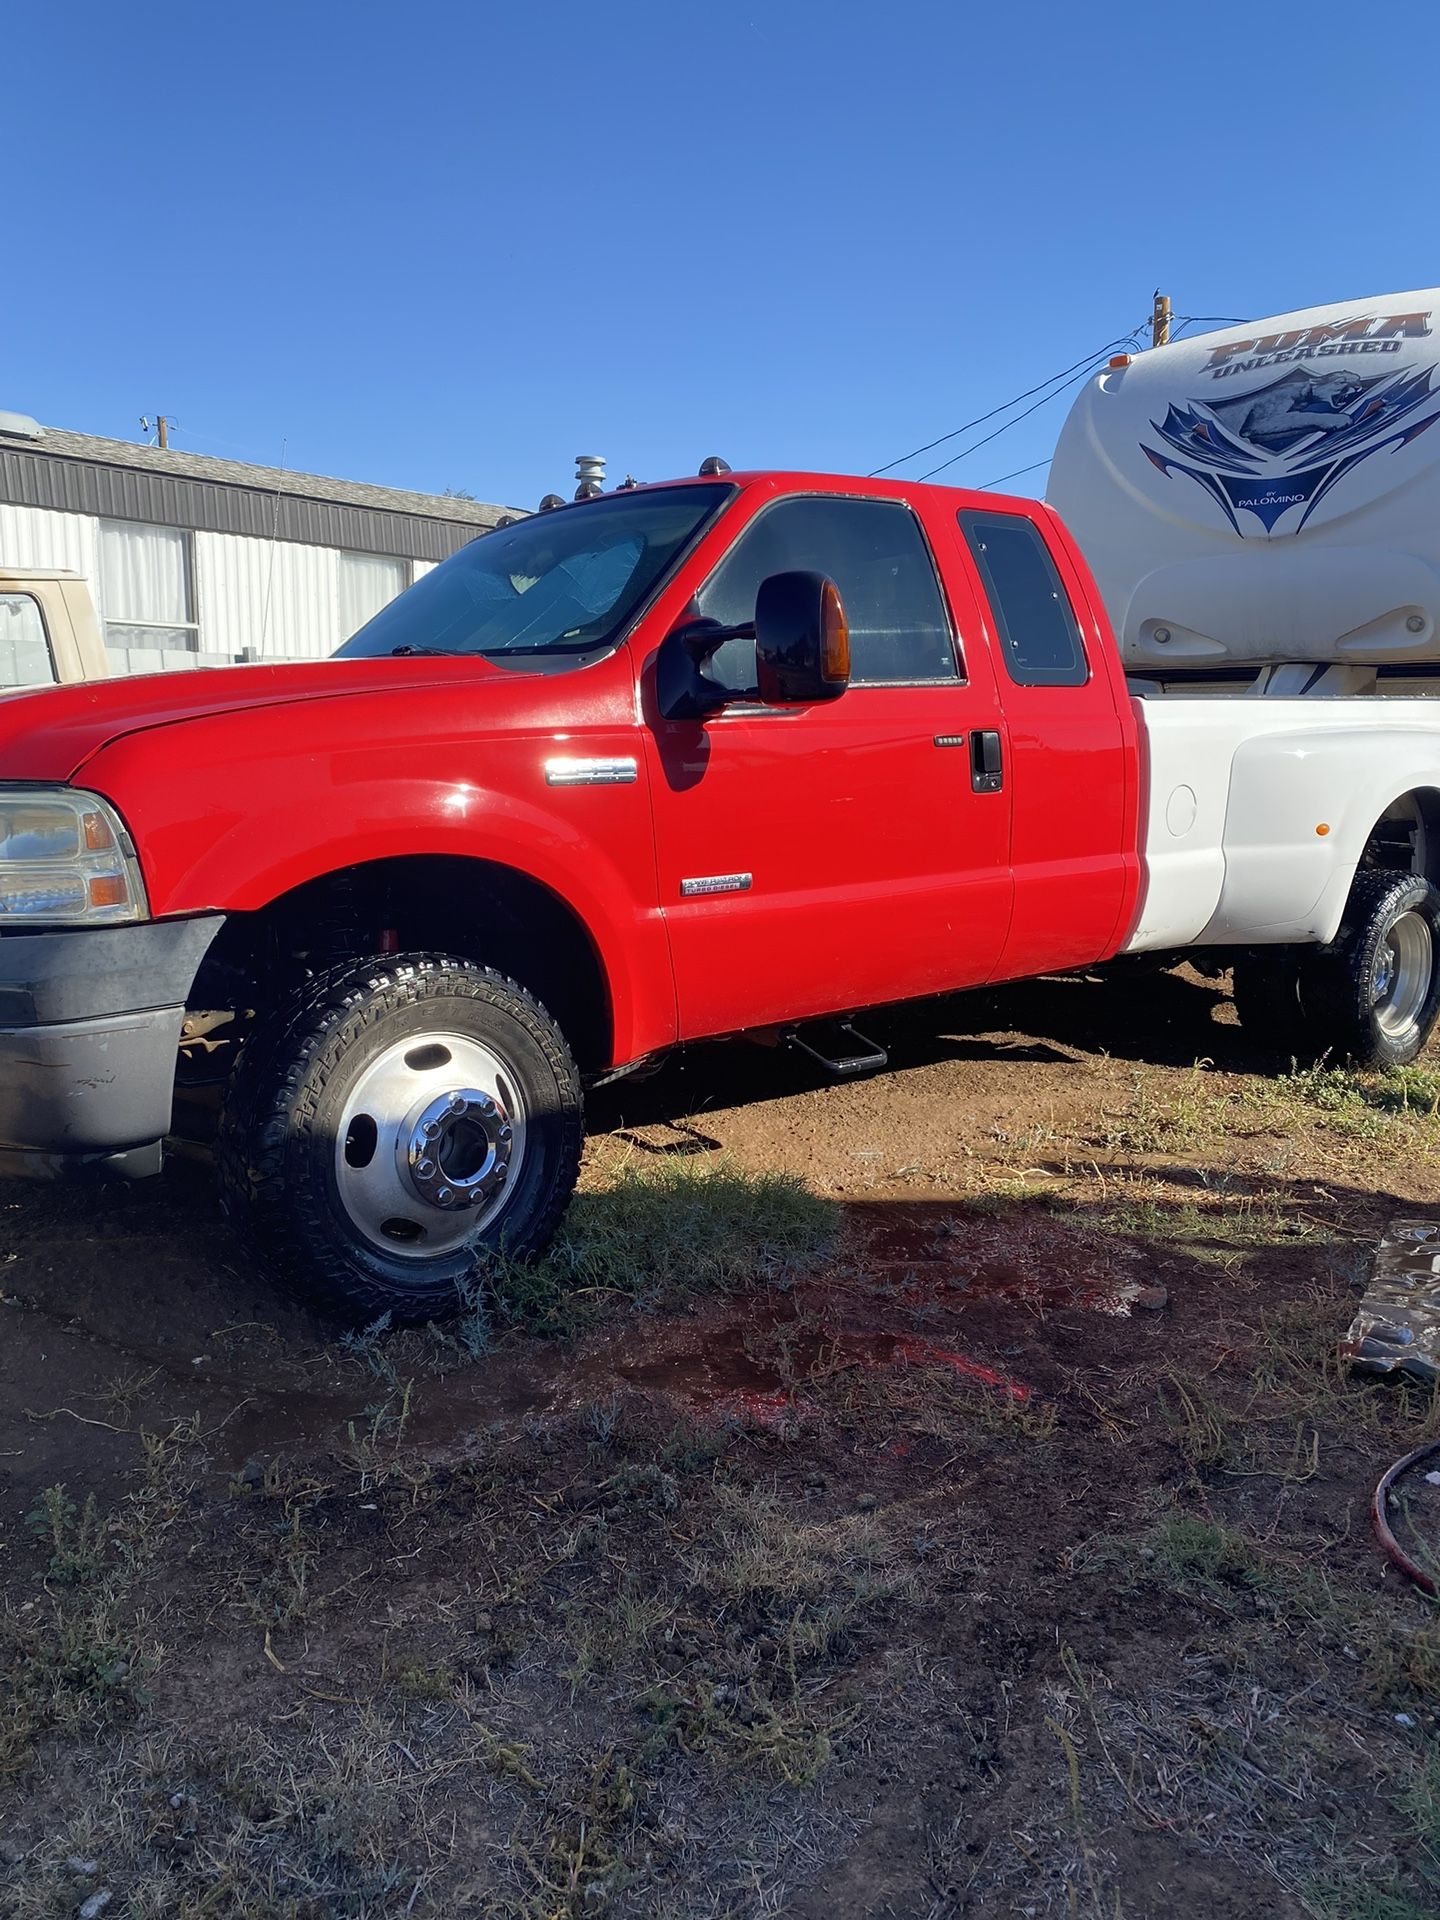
[654,569,850,720]
[755,570,850,705]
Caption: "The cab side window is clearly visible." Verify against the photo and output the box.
[957,511,1088,688]
[697,495,959,693]
[0,593,58,689]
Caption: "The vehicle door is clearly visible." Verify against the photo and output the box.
[0,589,61,689]
[953,506,1136,977]
[642,490,1014,1040]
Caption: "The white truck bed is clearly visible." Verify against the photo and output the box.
[1127,694,1440,951]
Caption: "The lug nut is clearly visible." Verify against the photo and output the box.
[418,1158,434,1177]
[437,1187,454,1205]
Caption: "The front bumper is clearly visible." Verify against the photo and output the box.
[0,915,224,1179]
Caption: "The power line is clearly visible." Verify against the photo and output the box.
[917,347,1132,482]
[1171,314,1247,340]
[980,457,1051,490]
[868,323,1146,478]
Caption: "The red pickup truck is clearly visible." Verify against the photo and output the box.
[3,468,1438,1319]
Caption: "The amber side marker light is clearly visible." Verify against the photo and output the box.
[1108,354,1132,369]
[1316,823,1331,836]
[821,580,850,684]
[87,874,129,909]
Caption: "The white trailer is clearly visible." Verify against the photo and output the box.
[1049,288,1440,695]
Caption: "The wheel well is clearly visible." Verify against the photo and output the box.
[190,856,614,1073]
[1362,788,1440,887]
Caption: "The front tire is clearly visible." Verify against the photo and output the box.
[217,954,583,1323]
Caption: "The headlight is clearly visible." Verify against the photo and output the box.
[0,788,149,926]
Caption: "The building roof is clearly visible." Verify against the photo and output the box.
[0,417,527,565]
[19,422,523,527]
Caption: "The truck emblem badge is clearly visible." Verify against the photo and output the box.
[680,873,753,897]
[1140,360,1440,534]
[544,756,638,787]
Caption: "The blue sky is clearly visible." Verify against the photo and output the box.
[8,1,1436,509]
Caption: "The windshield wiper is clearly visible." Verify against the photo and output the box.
[479,636,611,657]
[389,643,450,657]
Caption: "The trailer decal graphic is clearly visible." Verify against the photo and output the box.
[1140,363,1440,533]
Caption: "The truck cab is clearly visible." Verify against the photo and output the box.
[0,569,109,690]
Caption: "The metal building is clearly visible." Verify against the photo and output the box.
[0,412,517,675]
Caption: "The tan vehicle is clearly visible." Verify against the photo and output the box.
[0,569,109,689]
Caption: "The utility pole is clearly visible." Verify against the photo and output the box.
[1151,292,1172,349]
[156,415,170,449]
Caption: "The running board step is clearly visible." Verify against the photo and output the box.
[785,1020,888,1077]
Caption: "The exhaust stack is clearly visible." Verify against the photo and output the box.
[575,454,606,501]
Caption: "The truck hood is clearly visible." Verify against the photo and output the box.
[0,657,514,783]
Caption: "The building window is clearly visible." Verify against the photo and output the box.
[339,552,407,638]
[0,592,57,688]
[99,520,199,653]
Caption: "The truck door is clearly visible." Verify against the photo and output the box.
[643,491,1013,1040]
[0,588,61,689]
[954,507,1136,977]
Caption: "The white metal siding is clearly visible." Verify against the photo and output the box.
[0,502,97,581]
[195,531,342,661]
[0,506,404,673]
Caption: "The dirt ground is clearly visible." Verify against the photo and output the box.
[2,966,1439,1918]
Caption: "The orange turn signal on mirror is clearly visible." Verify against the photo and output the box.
[820,579,850,684]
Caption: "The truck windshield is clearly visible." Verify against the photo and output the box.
[337,483,733,662]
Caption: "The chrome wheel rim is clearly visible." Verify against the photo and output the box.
[1373,911,1433,1040]
[334,1030,526,1261]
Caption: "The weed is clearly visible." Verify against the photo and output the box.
[25,1485,107,1586]
[1098,1064,1228,1154]
[507,1751,641,1918]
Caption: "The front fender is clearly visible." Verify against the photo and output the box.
[1201,724,1440,944]
[80,717,676,1066]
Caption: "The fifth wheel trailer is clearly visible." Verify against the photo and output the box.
[1048,287,1440,696]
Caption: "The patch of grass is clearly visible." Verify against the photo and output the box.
[504,1751,643,1918]
[1158,1373,1320,1483]
[5,1714,525,1920]
[1092,1186,1317,1261]
[1303,1885,1437,1920]
[493,1157,838,1334]
[1097,1065,1231,1154]
[1253,1061,1440,1146]
[1,1429,195,1782]
[638,1670,851,1786]
[564,1584,677,1688]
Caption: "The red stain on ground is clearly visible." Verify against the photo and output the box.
[884,1334,1031,1400]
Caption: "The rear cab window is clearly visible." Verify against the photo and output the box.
[957,511,1088,687]
[0,592,58,689]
